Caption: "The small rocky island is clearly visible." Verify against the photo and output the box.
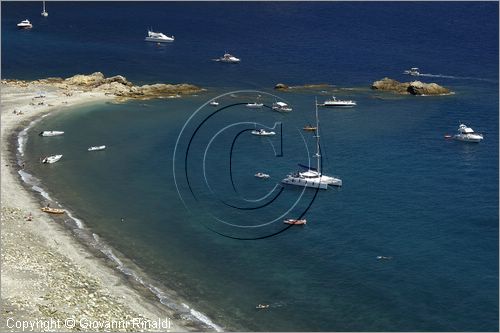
[371,77,452,95]
[1,72,204,100]
[274,83,334,91]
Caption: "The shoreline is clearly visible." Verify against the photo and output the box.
[1,82,221,331]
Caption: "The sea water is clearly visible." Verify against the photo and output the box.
[3,2,498,331]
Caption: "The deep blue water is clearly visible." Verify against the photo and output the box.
[4,2,499,331]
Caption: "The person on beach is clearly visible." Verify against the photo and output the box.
[26,213,32,221]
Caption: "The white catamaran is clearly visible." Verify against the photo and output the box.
[281,99,342,189]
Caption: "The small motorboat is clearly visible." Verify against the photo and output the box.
[209,100,219,106]
[42,155,62,164]
[453,124,483,143]
[319,96,357,107]
[144,29,174,43]
[41,207,65,214]
[88,145,106,152]
[216,53,240,63]
[284,219,307,225]
[246,102,263,109]
[255,172,270,179]
[256,304,270,309]
[272,102,292,112]
[17,19,32,29]
[303,125,317,132]
[251,129,276,136]
[39,131,64,137]
[403,67,420,76]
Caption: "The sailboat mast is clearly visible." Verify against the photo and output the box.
[315,98,321,174]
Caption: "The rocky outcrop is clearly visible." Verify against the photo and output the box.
[371,77,451,95]
[1,72,204,100]
[274,83,333,91]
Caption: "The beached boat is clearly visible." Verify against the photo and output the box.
[303,125,317,132]
[42,154,62,164]
[246,102,263,109]
[145,30,174,43]
[209,100,219,106]
[453,124,483,143]
[320,96,357,107]
[251,129,276,136]
[404,67,420,76]
[88,145,106,151]
[272,101,292,112]
[217,53,241,63]
[39,130,64,137]
[17,19,32,29]
[281,99,342,190]
[255,172,270,179]
[284,218,307,225]
[41,1,48,17]
[41,207,65,214]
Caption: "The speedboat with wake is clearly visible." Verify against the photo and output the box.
[453,124,483,142]
[404,67,420,76]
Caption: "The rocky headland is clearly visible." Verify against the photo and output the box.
[371,77,452,95]
[1,72,205,101]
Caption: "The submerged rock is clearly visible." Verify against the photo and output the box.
[371,77,451,95]
[274,83,333,91]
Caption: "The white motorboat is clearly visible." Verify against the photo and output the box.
[246,102,263,109]
[217,53,240,63]
[255,172,270,179]
[272,101,292,112]
[284,218,307,225]
[251,129,276,136]
[39,130,64,137]
[453,124,483,143]
[42,154,62,164]
[404,67,420,76]
[145,30,174,43]
[17,19,32,29]
[320,96,357,107]
[41,1,48,17]
[209,100,219,106]
[281,99,342,190]
[88,145,106,151]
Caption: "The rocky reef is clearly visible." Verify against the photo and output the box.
[274,83,334,91]
[371,77,452,95]
[2,72,204,100]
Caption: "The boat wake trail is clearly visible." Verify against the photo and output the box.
[417,73,497,82]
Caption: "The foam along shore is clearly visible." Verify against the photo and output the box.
[0,82,218,331]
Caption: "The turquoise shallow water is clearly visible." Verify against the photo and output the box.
[5,1,499,331]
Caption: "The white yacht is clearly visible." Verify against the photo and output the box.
[251,129,276,136]
[453,124,483,143]
[17,19,32,29]
[42,154,62,164]
[320,96,357,107]
[41,1,48,17]
[145,30,174,43]
[404,67,420,76]
[255,172,270,179]
[246,102,263,109]
[39,130,64,137]
[209,100,219,106]
[272,101,292,112]
[218,53,240,63]
[281,99,342,190]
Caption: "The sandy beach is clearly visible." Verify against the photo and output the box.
[0,82,192,332]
